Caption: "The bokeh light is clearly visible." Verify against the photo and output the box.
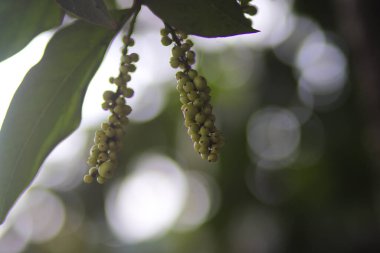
[0,188,65,252]
[174,171,220,232]
[105,154,187,243]
[247,107,301,169]
[295,32,347,107]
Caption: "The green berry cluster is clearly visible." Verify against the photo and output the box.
[161,26,224,162]
[83,35,138,184]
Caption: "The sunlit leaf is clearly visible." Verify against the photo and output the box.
[143,0,258,37]
[56,0,116,28]
[0,17,121,223]
[0,0,63,62]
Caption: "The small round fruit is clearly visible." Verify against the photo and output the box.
[83,174,94,183]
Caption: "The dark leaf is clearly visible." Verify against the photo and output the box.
[0,16,121,223]
[0,0,63,62]
[56,0,116,28]
[143,0,259,38]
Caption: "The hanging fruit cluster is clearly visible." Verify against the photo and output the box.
[83,0,258,184]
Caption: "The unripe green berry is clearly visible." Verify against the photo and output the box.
[176,71,186,80]
[95,129,105,136]
[116,97,126,105]
[183,104,198,118]
[179,75,190,85]
[160,28,169,36]
[187,128,197,136]
[108,114,120,125]
[101,102,110,110]
[123,36,134,46]
[186,51,196,61]
[113,105,125,116]
[244,5,258,16]
[172,46,184,58]
[129,53,139,62]
[185,39,194,47]
[187,57,195,65]
[200,153,208,160]
[199,136,210,146]
[127,64,137,72]
[183,81,195,92]
[177,31,188,39]
[89,167,98,176]
[187,91,198,101]
[122,74,131,82]
[204,119,214,129]
[181,43,192,51]
[121,87,134,98]
[191,133,200,142]
[199,127,209,136]
[123,104,132,115]
[194,142,200,152]
[176,83,184,92]
[90,145,99,156]
[105,127,116,137]
[97,133,108,143]
[113,77,124,86]
[189,123,200,132]
[198,145,208,154]
[202,105,213,115]
[199,93,211,103]
[194,76,207,91]
[188,69,198,79]
[180,95,190,104]
[120,65,129,74]
[161,36,172,46]
[103,90,115,101]
[101,122,110,131]
[87,156,97,166]
[97,176,106,184]
[98,152,108,162]
[210,145,219,154]
[193,98,204,108]
[184,119,193,127]
[98,160,115,179]
[98,142,108,152]
[122,55,132,64]
[170,57,180,68]
[210,134,220,144]
[195,113,206,124]
[120,117,130,126]
[83,174,94,183]
[207,153,218,162]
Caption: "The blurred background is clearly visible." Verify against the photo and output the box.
[1,0,380,252]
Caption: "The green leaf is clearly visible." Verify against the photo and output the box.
[56,0,116,29]
[0,17,121,223]
[0,0,63,62]
[143,0,259,38]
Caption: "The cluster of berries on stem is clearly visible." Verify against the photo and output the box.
[161,25,224,162]
[83,34,138,184]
